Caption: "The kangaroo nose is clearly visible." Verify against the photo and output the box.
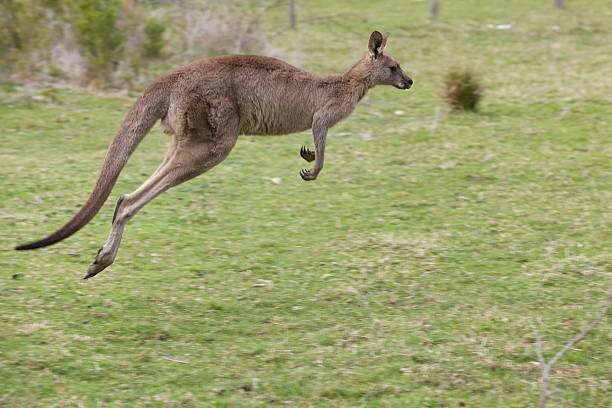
[407,78,414,86]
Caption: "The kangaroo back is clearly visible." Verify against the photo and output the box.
[15,80,172,250]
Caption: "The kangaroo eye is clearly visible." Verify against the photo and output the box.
[389,66,397,73]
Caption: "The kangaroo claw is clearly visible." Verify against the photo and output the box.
[300,169,316,181]
[84,246,113,279]
[84,263,105,279]
[300,146,315,162]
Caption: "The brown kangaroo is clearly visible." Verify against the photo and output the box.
[16,31,413,279]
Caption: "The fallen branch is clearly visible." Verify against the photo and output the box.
[431,106,440,134]
[160,355,189,364]
[534,292,611,408]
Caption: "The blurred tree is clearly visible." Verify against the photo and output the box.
[430,0,439,19]
[554,0,566,9]
[69,0,124,84]
[289,0,296,29]
[0,1,23,51]
[115,0,148,90]
[0,0,277,87]
[144,19,166,58]
[0,0,58,78]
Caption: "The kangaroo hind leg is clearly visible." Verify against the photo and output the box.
[85,131,237,279]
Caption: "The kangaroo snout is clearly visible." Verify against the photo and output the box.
[396,77,413,90]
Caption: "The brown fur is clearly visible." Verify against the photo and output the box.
[15,31,413,279]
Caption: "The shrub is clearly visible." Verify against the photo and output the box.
[0,0,55,78]
[69,0,124,84]
[115,0,147,91]
[442,67,483,112]
[143,18,165,58]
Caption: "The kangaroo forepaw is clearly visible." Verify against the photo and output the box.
[300,146,315,162]
[300,168,317,181]
[84,246,114,279]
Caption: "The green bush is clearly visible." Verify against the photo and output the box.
[0,0,54,76]
[0,27,9,73]
[69,0,123,83]
[143,18,165,58]
[442,67,483,112]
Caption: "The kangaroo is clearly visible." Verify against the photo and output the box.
[16,31,413,279]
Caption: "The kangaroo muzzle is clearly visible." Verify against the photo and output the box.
[396,77,413,90]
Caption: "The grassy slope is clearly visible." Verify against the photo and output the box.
[1,1,611,407]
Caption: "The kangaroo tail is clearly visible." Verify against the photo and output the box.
[15,82,171,250]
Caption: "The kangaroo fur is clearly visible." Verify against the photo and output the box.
[15,30,413,279]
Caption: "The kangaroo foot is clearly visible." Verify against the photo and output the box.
[84,246,115,279]
[300,146,315,162]
[300,168,318,181]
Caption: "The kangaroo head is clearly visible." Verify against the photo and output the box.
[365,31,413,90]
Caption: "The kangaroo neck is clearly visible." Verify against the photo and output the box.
[341,61,374,102]
[318,72,371,111]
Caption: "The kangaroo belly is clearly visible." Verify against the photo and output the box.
[240,102,313,136]
[234,68,318,136]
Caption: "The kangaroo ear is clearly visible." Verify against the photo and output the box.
[368,31,384,58]
[381,32,390,49]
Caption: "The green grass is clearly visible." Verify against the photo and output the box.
[1,1,611,407]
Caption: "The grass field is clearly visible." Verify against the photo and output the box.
[1,1,611,407]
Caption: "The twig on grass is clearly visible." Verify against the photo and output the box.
[534,292,611,408]
[160,355,189,364]
[431,106,441,134]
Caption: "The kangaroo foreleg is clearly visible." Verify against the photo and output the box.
[300,120,327,181]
